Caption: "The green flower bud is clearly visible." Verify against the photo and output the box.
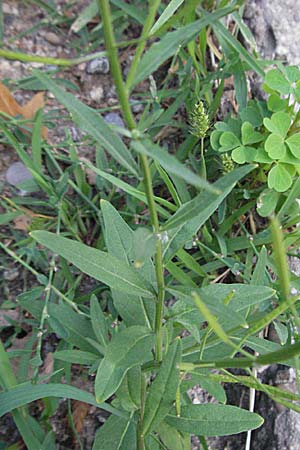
[189,101,209,139]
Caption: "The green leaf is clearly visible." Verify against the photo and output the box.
[132,228,157,266]
[241,122,263,145]
[34,71,139,176]
[219,131,240,151]
[286,133,300,158]
[263,112,290,137]
[133,6,236,87]
[53,350,99,365]
[90,295,109,347]
[285,65,300,83]
[165,404,263,435]
[162,165,255,232]
[265,69,291,95]
[265,134,286,159]
[92,414,136,450]
[95,326,155,403]
[157,421,190,450]
[232,145,255,164]
[0,211,21,225]
[150,0,184,35]
[101,200,155,328]
[267,93,288,112]
[268,164,293,192]
[210,129,222,151]
[257,189,279,217]
[131,140,217,193]
[142,339,182,435]
[197,284,275,311]
[182,371,226,404]
[0,383,122,418]
[213,21,264,77]
[31,231,155,299]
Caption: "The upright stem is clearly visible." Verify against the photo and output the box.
[98,0,135,129]
[137,374,147,450]
[126,0,161,91]
[98,0,165,365]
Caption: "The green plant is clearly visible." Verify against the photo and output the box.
[211,65,300,217]
[1,1,300,450]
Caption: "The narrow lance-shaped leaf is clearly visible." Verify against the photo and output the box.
[162,165,255,231]
[90,294,109,347]
[163,165,256,261]
[34,71,139,176]
[95,326,155,403]
[0,383,124,418]
[142,339,182,436]
[101,200,155,328]
[133,5,237,87]
[92,414,136,450]
[165,404,263,436]
[31,231,155,299]
[131,140,218,194]
[181,341,300,370]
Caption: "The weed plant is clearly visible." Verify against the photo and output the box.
[1,1,300,449]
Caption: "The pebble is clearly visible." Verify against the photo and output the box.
[86,57,110,75]
[104,112,125,128]
[90,86,104,102]
[130,100,144,113]
[6,162,33,187]
[2,3,18,15]
[44,32,61,46]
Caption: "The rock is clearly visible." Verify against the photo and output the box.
[245,0,300,65]
[6,162,33,187]
[130,99,144,113]
[90,86,104,102]
[2,3,18,15]
[44,31,61,46]
[104,112,124,128]
[86,57,110,75]
[3,270,19,282]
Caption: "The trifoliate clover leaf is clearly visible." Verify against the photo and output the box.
[267,94,288,112]
[253,147,273,163]
[268,164,293,192]
[265,134,286,159]
[257,189,279,217]
[219,132,240,151]
[241,122,263,145]
[264,69,291,95]
[232,146,255,164]
[210,130,222,151]
[286,133,300,158]
[263,111,291,137]
[285,65,300,83]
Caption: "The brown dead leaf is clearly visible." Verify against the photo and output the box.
[13,214,32,230]
[0,81,22,117]
[72,400,89,433]
[0,81,48,139]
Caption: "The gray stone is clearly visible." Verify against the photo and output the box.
[90,86,104,102]
[6,162,33,187]
[86,57,110,75]
[44,32,61,46]
[104,112,124,128]
[245,0,300,65]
